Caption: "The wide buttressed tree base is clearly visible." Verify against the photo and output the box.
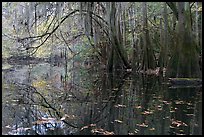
[167,2,201,78]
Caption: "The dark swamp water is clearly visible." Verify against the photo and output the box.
[2,59,202,135]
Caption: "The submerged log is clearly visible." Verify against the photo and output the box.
[168,78,202,86]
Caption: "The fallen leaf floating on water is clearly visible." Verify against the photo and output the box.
[136,123,148,128]
[5,125,11,128]
[112,88,119,91]
[42,117,56,121]
[114,104,126,108]
[32,120,47,125]
[186,114,195,116]
[15,127,31,131]
[90,124,96,127]
[23,128,31,131]
[149,128,155,131]
[126,69,132,72]
[11,99,19,102]
[91,128,114,135]
[49,128,55,130]
[187,102,193,105]
[175,101,184,104]
[170,110,175,113]
[176,133,186,135]
[163,100,171,105]
[158,108,162,111]
[80,126,89,131]
[182,122,188,126]
[32,117,57,125]
[157,105,162,108]
[80,124,96,131]
[134,128,139,133]
[171,119,188,127]
[61,114,76,120]
[114,120,123,123]
[103,131,114,135]
[169,126,175,128]
[135,105,142,109]
[157,105,162,110]
[141,111,153,115]
[179,129,184,132]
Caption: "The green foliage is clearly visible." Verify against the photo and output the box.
[2,2,202,77]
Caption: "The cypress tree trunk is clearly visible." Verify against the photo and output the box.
[158,3,169,75]
[158,18,164,68]
[168,2,201,78]
[142,2,155,71]
[163,3,168,68]
[108,2,131,72]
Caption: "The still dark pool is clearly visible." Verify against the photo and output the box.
[2,62,202,135]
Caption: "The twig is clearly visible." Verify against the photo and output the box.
[13,82,79,128]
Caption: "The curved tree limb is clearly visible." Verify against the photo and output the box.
[13,82,79,128]
[166,2,178,20]
[23,9,109,55]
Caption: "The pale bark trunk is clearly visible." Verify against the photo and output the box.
[176,2,185,77]
[142,2,155,70]
[163,3,168,67]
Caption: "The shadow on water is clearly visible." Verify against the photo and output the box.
[2,61,202,135]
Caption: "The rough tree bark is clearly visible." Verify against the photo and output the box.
[168,2,201,78]
[142,2,155,71]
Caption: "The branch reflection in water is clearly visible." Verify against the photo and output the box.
[2,61,202,135]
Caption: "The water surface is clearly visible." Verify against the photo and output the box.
[2,61,202,135]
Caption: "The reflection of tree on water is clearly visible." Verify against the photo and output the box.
[2,56,38,135]
[2,81,78,135]
[191,88,202,135]
[137,76,156,135]
[78,69,130,135]
[2,59,202,135]
[168,87,202,135]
